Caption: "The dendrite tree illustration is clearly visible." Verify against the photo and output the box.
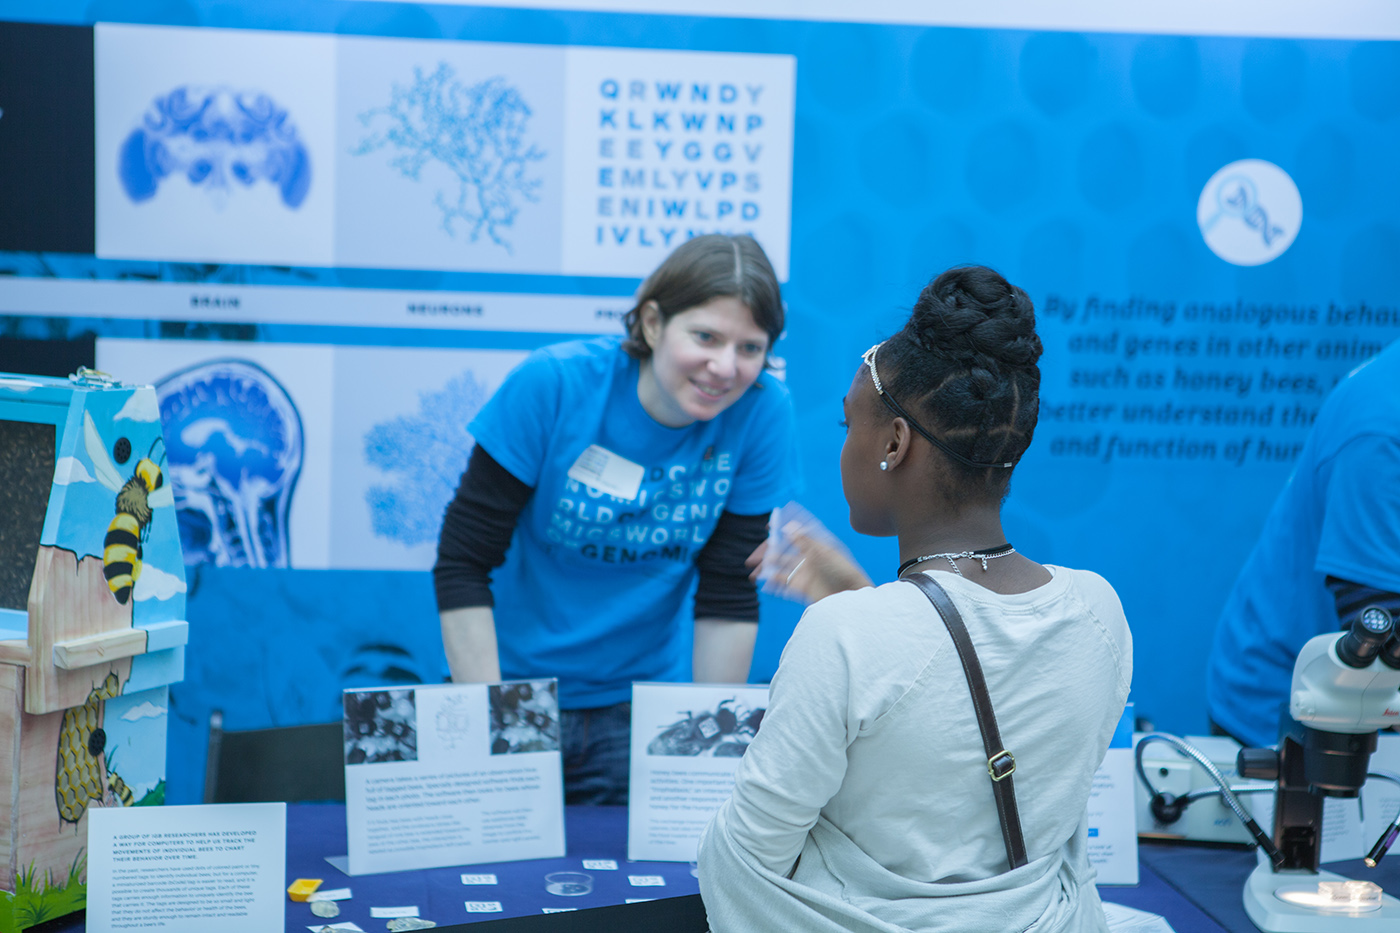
[363,371,490,546]
[354,64,546,252]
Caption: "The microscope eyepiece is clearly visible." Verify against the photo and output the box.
[1336,606,1394,668]
[1381,635,1400,670]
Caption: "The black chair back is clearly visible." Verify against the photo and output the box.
[204,710,346,803]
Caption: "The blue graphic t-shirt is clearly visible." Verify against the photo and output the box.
[1207,339,1400,746]
[470,336,798,708]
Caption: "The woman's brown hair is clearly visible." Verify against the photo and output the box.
[621,234,783,360]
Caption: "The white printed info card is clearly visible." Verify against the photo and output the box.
[1088,704,1139,885]
[344,680,564,874]
[87,802,286,933]
[628,682,769,862]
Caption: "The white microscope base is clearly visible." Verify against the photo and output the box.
[1244,862,1400,932]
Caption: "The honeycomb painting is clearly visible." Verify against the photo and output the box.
[56,673,134,823]
[488,681,559,755]
[119,86,312,210]
[344,688,418,764]
[353,63,545,253]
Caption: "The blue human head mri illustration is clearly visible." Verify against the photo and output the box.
[118,86,312,208]
[154,360,303,568]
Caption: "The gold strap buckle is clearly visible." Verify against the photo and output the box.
[988,750,1016,781]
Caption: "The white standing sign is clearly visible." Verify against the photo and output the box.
[87,802,287,933]
[628,682,769,862]
[344,680,564,874]
[1088,704,1139,885]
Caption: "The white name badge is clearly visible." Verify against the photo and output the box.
[566,444,645,501]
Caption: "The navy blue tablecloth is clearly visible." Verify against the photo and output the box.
[1139,841,1400,933]
[282,804,1234,932]
[37,804,1400,931]
[284,804,702,930]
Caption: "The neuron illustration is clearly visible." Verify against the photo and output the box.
[118,86,312,209]
[363,370,489,546]
[354,64,545,252]
[154,360,303,568]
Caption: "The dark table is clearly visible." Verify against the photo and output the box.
[279,805,1234,932]
[1139,841,1400,933]
[30,804,1400,932]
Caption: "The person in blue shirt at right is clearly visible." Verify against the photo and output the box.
[1207,339,1400,748]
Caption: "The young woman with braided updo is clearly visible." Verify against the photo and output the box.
[699,266,1133,933]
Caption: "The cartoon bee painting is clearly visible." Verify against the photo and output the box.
[83,412,173,605]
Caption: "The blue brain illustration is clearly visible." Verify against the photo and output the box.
[354,64,545,252]
[364,371,490,546]
[119,86,312,209]
[155,359,304,568]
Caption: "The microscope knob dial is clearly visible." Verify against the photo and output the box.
[1237,747,1279,781]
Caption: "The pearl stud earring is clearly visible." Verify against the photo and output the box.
[879,460,889,471]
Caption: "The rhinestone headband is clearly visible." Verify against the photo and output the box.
[862,342,1015,470]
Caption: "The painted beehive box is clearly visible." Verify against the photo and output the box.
[0,370,187,931]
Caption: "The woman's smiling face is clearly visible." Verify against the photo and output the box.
[638,296,770,427]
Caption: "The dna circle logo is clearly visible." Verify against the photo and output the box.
[1196,159,1302,266]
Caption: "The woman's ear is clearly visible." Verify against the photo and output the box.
[884,418,913,470]
[639,301,663,351]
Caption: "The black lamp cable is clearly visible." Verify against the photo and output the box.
[1363,770,1400,867]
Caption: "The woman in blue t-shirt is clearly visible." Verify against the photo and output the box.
[434,234,798,804]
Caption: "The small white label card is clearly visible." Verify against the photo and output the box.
[628,682,770,861]
[466,901,504,912]
[370,907,418,919]
[461,873,498,884]
[1088,704,1139,885]
[566,444,645,501]
[344,680,565,875]
[87,802,286,933]
[582,859,617,870]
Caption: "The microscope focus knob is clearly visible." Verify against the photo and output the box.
[1237,747,1279,781]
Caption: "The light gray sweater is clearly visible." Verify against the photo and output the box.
[699,567,1133,933]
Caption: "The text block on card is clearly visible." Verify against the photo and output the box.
[628,682,770,862]
[87,802,286,933]
[345,680,564,874]
[1088,704,1139,885]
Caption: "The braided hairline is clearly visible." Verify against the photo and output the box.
[885,343,1039,474]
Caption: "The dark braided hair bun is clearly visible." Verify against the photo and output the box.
[882,265,1042,492]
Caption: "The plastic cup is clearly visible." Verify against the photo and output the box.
[545,871,593,896]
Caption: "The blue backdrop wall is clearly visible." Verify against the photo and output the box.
[1,1,1397,804]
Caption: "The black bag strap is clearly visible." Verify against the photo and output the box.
[904,572,1029,871]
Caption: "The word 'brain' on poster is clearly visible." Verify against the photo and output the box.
[563,48,795,280]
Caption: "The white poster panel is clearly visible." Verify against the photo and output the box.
[344,680,564,874]
[561,47,795,279]
[87,802,286,933]
[335,36,566,273]
[95,338,335,570]
[329,345,529,570]
[95,24,336,266]
[628,682,770,862]
[1088,705,1138,885]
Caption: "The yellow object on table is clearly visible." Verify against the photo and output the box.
[288,878,324,901]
